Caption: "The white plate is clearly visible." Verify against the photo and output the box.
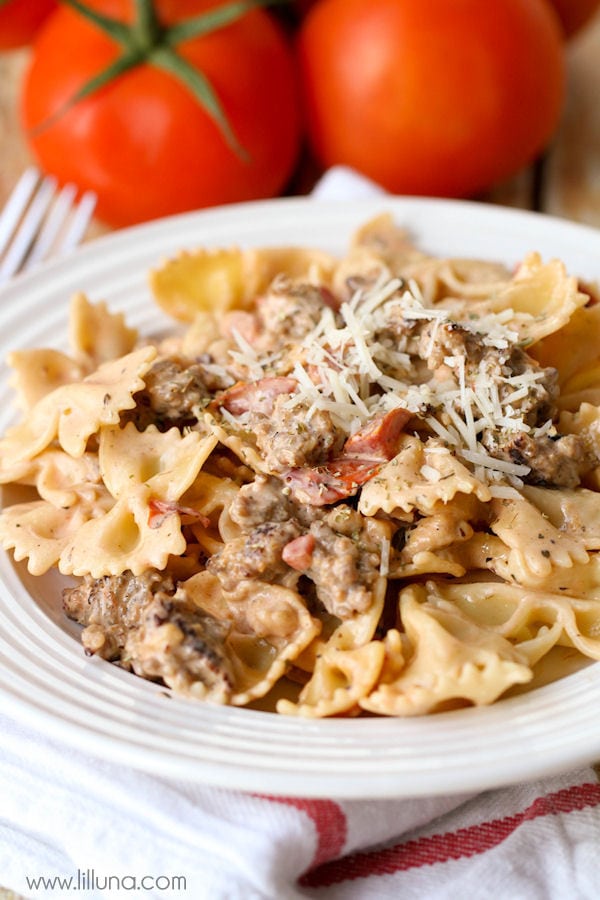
[1,196,600,799]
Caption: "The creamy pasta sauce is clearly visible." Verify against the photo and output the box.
[1,213,600,717]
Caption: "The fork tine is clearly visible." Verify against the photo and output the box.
[21,182,78,272]
[0,166,40,258]
[0,174,58,283]
[56,190,97,257]
[0,174,97,284]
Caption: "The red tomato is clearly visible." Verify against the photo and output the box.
[547,0,600,36]
[22,0,301,228]
[0,0,56,49]
[297,0,566,198]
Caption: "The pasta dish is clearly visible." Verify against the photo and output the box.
[1,212,600,718]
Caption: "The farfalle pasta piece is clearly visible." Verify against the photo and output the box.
[336,214,511,304]
[390,494,483,581]
[277,576,387,718]
[490,496,589,579]
[181,471,242,555]
[0,393,62,473]
[559,403,600,486]
[425,258,512,301]
[69,292,138,369]
[99,423,218,501]
[0,346,157,470]
[0,449,113,574]
[390,550,467,579]
[9,449,105,509]
[557,367,600,412]
[438,530,600,599]
[182,470,240,521]
[458,253,587,346]
[379,254,512,310]
[0,500,98,576]
[150,245,337,323]
[8,349,85,410]
[366,628,407,692]
[280,643,385,719]
[398,494,481,560]
[559,401,600,437]
[522,485,600,551]
[204,412,269,474]
[350,213,427,267]
[495,551,600,599]
[59,485,187,577]
[180,311,223,358]
[332,216,401,297]
[360,587,532,716]
[432,581,600,667]
[55,347,158,457]
[421,531,506,579]
[53,427,220,577]
[183,571,320,704]
[531,302,600,410]
[359,435,490,517]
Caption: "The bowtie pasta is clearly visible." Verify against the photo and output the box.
[2,212,600,717]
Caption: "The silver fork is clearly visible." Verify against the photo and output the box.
[0,167,97,286]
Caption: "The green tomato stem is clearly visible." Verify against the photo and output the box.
[132,0,163,52]
[164,0,286,46]
[34,0,290,158]
[150,45,249,159]
[28,50,144,138]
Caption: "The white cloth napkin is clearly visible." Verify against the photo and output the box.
[1,167,600,900]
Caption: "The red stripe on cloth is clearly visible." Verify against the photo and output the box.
[258,796,347,867]
[300,781,600,887]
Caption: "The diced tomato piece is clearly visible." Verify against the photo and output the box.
[282,533,316,570]
[283,457,382,506]
[343,407,411,460]
[221,310,260,342]
[217,376,298,416]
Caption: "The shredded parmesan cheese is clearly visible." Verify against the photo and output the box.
[217,272,554,491]
[460,448,530,477]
